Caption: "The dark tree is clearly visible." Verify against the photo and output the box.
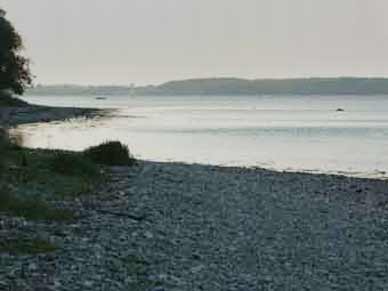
[0,8,32,95]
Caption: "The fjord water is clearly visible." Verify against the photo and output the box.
[18,95,388,178]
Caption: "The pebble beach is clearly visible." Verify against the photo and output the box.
[2,160,388,290]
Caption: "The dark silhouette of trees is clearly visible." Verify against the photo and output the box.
[0,8,32,95]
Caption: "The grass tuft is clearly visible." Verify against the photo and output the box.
[0,130,103,221]
[3,148,104,199]
[0,187,74,221]
[84,141,134,166]
[0,238,58,255]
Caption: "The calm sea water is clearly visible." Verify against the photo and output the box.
[16,94,388,178]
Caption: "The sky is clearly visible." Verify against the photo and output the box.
[1,0,388,86]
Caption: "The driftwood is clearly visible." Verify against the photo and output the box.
[95,209,146,221]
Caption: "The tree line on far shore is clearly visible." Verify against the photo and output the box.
[28,77,388,97]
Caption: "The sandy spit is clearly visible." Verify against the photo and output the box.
[0,105,108,126]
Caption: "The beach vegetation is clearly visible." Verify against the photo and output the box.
[84,141,134,166]
[5,148,103,199]
[0,91,29,107]
[0,130,103,223]
[0,127,10,175]
[0,238,58,255]
[0,128,6,151]
[0,186,74,221]
[49,151,100,178]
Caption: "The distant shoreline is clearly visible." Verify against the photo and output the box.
[27,77,388,96]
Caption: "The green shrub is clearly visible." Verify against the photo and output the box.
[49,151,100,177]
[84,141,134,166]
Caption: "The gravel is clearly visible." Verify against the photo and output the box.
[1,161,388,290]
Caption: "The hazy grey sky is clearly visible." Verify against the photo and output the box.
[1,0,388,85]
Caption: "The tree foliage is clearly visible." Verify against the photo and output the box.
[0,8,32,95]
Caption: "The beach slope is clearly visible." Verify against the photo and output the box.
[3,160,387,290]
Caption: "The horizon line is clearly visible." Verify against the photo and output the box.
[30,76,388,88]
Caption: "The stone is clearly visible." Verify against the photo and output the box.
[145,231,154,239]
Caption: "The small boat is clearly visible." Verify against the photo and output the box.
[96,97,107,100]
[336,108,345,112]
